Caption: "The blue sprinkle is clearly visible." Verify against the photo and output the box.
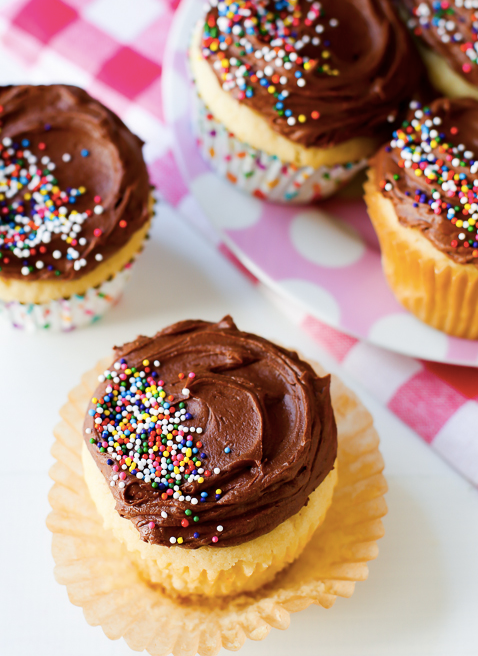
[21,139,30,147]
[88,409,95,416]
[193,532,199,538]
[201,491,208,498]
[224,447,231,454]
[81,149,89,157]
[106,459,113,466]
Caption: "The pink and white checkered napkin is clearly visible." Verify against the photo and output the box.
[1,0,477,487]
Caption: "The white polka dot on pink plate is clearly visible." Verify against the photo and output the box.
[163,0,478,365]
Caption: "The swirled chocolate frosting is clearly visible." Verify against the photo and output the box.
[0,85,150,282]
[403,0,478,86]
[83,316,337,548]
[199,0,423,148]
[372,97,478,265]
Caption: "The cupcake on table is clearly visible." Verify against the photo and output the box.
[189,0,423,203]
[0,85,153,331]
[82,316,338,597]
[403,0,478,100]
[365,97,478,339]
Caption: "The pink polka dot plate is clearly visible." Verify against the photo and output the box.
[163,0,478,366]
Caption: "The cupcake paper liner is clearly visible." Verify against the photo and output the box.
[47,355,387,656]
[365,172,478,339]
[193,94,367,204]
[0,264,134,332]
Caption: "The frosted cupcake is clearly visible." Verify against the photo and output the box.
[365,97,478,338]
[189,0,423,203]
[82,316,338,597]
[0,85,152,330]
[403,0,478,100]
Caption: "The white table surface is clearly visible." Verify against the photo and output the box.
[1,199,478,656]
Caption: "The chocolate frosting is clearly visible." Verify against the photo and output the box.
[404,0,478,86]
[83,316,337,548]
[200,0,423,148]
[0,85,150,282]
[372,97,478,265]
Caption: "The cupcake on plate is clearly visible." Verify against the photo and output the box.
[82,315,338,597]
[403,0,478,100]
[189,0,423,203]
[0,85,153,331]
[365,97,478,339]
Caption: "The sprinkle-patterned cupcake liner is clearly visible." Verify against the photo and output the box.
[193,94,367,204]
[47,355,387,656]
[0,263,133,331]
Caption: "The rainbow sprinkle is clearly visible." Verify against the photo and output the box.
[86,359,225,545]
[0,111,105,277]
[381,101,478,258]
[201,0,340,126]
[407,1,478,75]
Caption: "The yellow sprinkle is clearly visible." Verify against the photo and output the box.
[216,489,222,495]
[198,477,204,484]
[142,359,150,366]
[322,50,330,59]
[174,467,180,474]
[125,458,132,466]
[414,169,422,177]
[125,369,132,375]
[114,442,119,448]
[134,372,140,378]
[456,220,463,227]
[430,140,437,148]
[153,445,158,451]
[196,461,202,468]
[186,448,192,457]
[210,42,218,51]
[298,114,306,123]
[177,537,184,544]
[78,186,86,194]
[92,398,97,403]
[160,391,166,398]
[268,85,276,93]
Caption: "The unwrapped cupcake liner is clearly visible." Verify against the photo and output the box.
[0,263,134,332]
[193,93,366,203]
[47,355,387,656]
[365,171,478,339]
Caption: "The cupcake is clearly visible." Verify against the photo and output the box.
[189,0,423,203]
[403,0,478,100]
[82,315,338,597]
[365,97,478,339]
[0,85,153,331]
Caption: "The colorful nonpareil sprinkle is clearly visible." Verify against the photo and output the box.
[408,1,478,74]
[0,123,104,276]
[381,101,478,256]
[87,361,223,545]
[201,0,339,125]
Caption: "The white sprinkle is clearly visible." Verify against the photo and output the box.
[217,525,224,532]
[94,205,104,215]
[119,482,125,489]
[154,360,160,366]
[52,250,61,259]
[62,153,71,162]
[214,467,220,474]
[21,266,30,276]
[95,253,103,261]
[161,511,168,518]
[191,498,198,505]
[182,388,190,397]
[170,537,177,544]
[196,427,203,434]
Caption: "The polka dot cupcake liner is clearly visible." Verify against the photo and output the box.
[193,94,367,204]
[47,354,387,656]
[0,263,133,331]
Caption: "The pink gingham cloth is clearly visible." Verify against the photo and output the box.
[1,0,477,486]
